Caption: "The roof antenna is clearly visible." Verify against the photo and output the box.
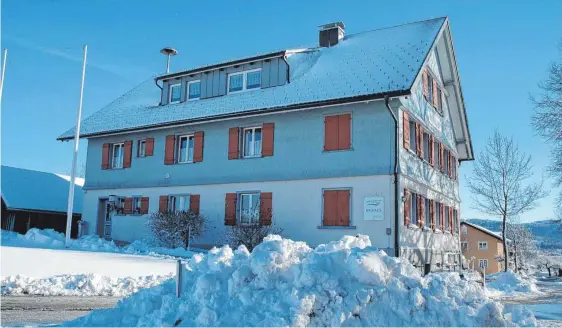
[160,47,178,73]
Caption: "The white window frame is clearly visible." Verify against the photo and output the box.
[187,80,201,101]
[409,121,416,153]
[410,192,417,225]
[227,68,262,94]
[111,143,124,169]
[132,196,142,214]
[242,126,262,158]
[169,83,182,104]
[138,139,146,157]
[116,196,125,214]
[436,202,441,229]
[169,195,190,213]
[177,134,195,163]
[478,241,488,250]
[238,192,260,225]
[479,259,488,268]
[423,132,430,162]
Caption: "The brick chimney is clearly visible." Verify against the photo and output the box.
[319,22,345,47]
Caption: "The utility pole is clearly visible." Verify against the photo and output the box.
[65,45,87,247]
[0,48,8,103]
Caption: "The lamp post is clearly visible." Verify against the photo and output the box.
[160,47,178,73]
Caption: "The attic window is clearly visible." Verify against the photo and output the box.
[169,83,182,104]
[228,68,261,94]
[188,80,201,101]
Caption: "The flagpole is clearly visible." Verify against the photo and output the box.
[0,48,8,103]
[65,45,87,248]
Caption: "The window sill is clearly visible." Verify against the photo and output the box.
[407,223,420,230]
[322,148,353,153]
[176,161,195,165]
[242,155,262,159]
[317,225,356,230]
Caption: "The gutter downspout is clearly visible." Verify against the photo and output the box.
[384,95,400,258]
[155,79,163,105]
[281,55,290,84]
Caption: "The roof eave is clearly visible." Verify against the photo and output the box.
[57,89,411,141]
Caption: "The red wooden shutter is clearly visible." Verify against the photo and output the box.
[190,194,200,215]
[224,193,237,225]
[419,126,424,159]
[164,135,176,165]
[101,143,110,170]
[140,197,149,214]
[193,131,204,163]
[338,114,351,150]
[404,189,411,226]
[323,190,338,226]
[440,204,446,231]
[324,115,339,151]
[432,80,439,108]
[418,195,425,228]
[228,128,240,160]
[145,138,154,156]
[262,123,275,157]
[123,140,133,168]
[429,135,435,166]
[259,192,273,225]
[439,143,445,172]
[414,123,421,157]
[448,152,453,178]
[429,199,435,230]
[123,197,133,214]
[403,112,410,150]
[449,207,454,233]
[159,195,168,213]
[337,190,350,226]
[423,69,429,98]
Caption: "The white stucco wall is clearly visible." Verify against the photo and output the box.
[81,175,396,250]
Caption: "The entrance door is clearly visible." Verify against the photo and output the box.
[97,199,112,239]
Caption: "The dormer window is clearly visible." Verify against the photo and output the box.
[187,80,201,101]
[169,83,182,104]
[228,68,261,94]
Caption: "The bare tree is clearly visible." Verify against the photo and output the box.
[467,131,547,271]
[147,211,205,249]
[224,222,283,251]
[505,222,536,272]
[531,41,562,217]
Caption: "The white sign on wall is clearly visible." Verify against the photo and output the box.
[364,196,384,221]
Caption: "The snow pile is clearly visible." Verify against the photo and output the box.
[487,270,540,295]
[65,235,535,327]
[1,273,172,296]
[1,229,196,259]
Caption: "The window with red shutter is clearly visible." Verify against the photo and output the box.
[403,112,410,150]
[224,193,237,225]
[190,194,200,215]
[228,128,240,160]
[404,189,411,225]
[429,199,435,230]
[145,138,154,156]
[123,140,133,168]
[322,189,350,227]
[259,192,273,225]
[101,143,110,170]
[164,135,175,165]
[337,114,351,150]
[262,123,274,157]
[159,195,168,213]
[140,197,149,214]
[324,114,351,151]
[193,131,204,163]
[123,197,133,214]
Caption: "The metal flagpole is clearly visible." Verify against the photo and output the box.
[0,49,8,103]
[65,45,88,248]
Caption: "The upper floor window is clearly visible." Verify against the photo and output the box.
[444,149,450,175]
[243,127,262,158]
[178,135,195,163]
[239,192,260,224]
[409,121,416,152]
[478,241,488,250]
[138,140,146,157]
[187,80,201,100]
[133,196,142,214]
[228,69,261,94]
[479,259,488,268]
[410,192,417,225]
[116,197,125,214]
[169,83,182,104]
[436,202,442,229]
[112,143,124,169]
[423,132,430,162]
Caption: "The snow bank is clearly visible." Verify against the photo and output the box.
[487,270,540,295]
[1,229,196,259]
[65,235,535,327]
[1,273,172,296]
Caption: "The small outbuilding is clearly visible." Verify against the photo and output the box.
[1,165,84,237]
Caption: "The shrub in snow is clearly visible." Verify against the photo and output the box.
[487,270,539,295]
[65,235,535,327]
[1,273,172,297]
[147,211,205,249]
[224,222,283,251]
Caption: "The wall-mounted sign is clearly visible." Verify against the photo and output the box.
[364,196,384,221]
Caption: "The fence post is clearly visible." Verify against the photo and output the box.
[482,266,486,290]
[176,259,182,298]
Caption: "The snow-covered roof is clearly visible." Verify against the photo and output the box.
[461,221,504,241]
[1,166,83,214]
[58,17,447,140]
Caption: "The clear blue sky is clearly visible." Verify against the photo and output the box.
[1,1,560,222]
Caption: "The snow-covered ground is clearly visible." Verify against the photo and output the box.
[65,235,536,327]
[1,228,198,259]
[487,270,540,296]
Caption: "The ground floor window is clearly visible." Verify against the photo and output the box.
[410,193,417,225]
[132,196,142,214]
[169,195,190,212]
[479,259,488,269]
[239,193,260,224]
[322,189,351,227]
[436,202,442,229]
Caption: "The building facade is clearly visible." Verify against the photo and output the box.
[460,221,506,273]
[58,17,473,272]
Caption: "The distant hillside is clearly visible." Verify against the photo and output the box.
[466,219,562,251]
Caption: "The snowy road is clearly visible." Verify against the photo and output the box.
[499,276,562,327]
[1,296,121,326]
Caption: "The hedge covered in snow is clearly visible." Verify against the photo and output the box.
[64,235,535,327]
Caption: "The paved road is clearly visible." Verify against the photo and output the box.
[1,296,121,326]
